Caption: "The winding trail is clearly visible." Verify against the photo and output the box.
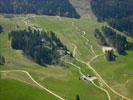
[73,44,130,100]
[86,61,131,100]
[23,16,130,100]
[71,21,96,56]
[71,21,131,100]
[72,44,77,57]
[67,62,111,100]
[0,70,65,100]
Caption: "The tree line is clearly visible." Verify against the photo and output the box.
[91,0,133,37]
[95,26,133,55]
[0,0,80,18]
[108,16,133,37]
[0,25,6,65]
[9,27,71,66]
[91,0,133,21]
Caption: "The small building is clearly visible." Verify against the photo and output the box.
[102,46,115,53]
[79,75,97,81]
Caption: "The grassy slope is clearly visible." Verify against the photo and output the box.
[91,52,133,99]
[0,14,133,99]
[0,79,57,100]
[30,15,133,99]
[0,16,107,100]
[31,15,103,61]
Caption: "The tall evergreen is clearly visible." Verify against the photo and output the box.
[0,55,5,65]
[0,25,3,33]
[76,95,80,100]
[105,50,115,61]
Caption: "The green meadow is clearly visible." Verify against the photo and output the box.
[0,14,133,100]
[0,79,57,100]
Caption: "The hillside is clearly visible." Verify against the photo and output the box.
[9,29,70,66]
[0,0,133,100]
[90,0,133,37]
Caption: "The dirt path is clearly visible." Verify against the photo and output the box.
[72,44,77,57]
[0,70,65,100]
[22,16,130,100]
[67,62,111,100]
[71,21,131,100]
[75,48,130,100]
[71,21,96,56]
[87,61,131,100]
[91,81,111,100]
[71,45,111,100]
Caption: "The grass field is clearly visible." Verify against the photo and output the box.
[0,79,57,100]
[30,15,103,61]
[91,51,133,99]
[0,23,107,99]
[29,15,133,99]
[0,14,133,100]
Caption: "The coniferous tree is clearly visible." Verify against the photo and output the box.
[76,95,80,100]
[0,55,5,65]
[0,25,3,33]
[105,50,115,61]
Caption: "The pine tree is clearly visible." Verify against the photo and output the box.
[105,50,115,61]
[0,25,3,33]
[76,95,80,100]
[0,55,5,65]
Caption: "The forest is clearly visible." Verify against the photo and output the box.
[0,0,80,18]
[9,27,71,66]
[91,0,133,37]
[108,17,133,37]
[95,26,133,55]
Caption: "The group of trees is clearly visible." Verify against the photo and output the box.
[0,25,5,65]
[91,0,133,37]
[102,27,128,54]
[76,95,80,100]
[91,0,133,21]
[95,26,133,55]
[105,50,115,61]
[108,16,133,37]
[92,0,133,60]
[0,25,3,33]
[0,56,5,65]
[94,29,108,46]
[9,27,71,66]
[0,0,80,18]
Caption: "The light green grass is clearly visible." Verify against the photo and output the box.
[0,14,133,100]
[0,25,107,99]
[32,65,108,100]
[30,15,133,99]
[0,79,57,100]
[91,51,133,99]
[30,15,103,61]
